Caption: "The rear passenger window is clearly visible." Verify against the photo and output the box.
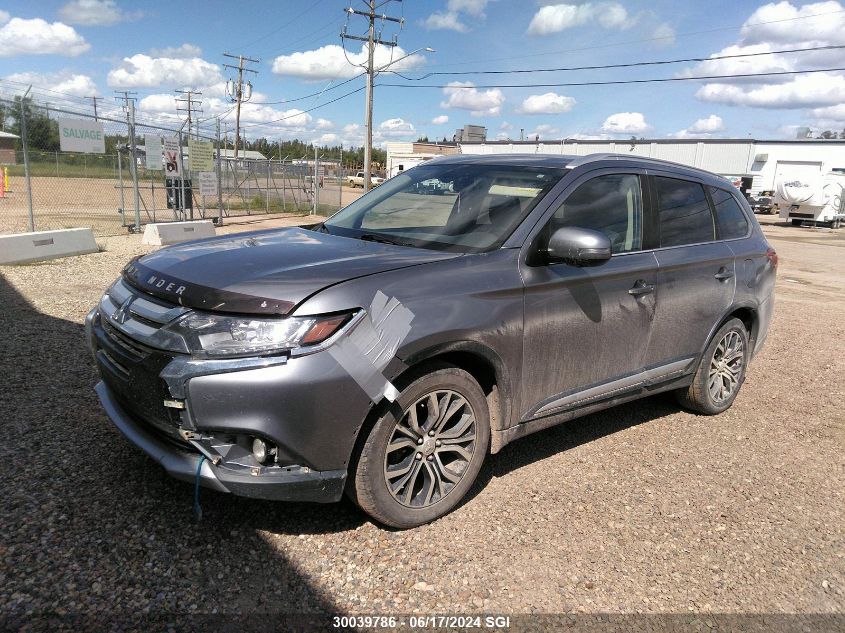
[654,177,715,247]
[549,173,642,253]
[709,187,749,239]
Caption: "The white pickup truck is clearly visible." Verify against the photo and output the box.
[347,172,384,188]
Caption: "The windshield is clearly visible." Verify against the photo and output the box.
[323,162,565,252]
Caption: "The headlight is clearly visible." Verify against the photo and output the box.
[160,311,353,358]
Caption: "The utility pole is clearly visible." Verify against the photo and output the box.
[87,95,103,121]
[223,52,259,159]
[176,89,203,140]
[341,1,403,192]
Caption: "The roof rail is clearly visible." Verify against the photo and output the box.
[565,152,703,171]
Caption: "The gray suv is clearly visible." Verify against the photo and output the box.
[87,154,777,528]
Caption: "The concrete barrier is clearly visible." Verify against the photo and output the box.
[0,228,99,265]
[142,220,216,246]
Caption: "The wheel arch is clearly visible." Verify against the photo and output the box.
[701,303,759,361]
[395,341,512,452]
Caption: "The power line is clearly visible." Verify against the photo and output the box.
[239,84,365,129]
[236,0,329,52]
[419,8,845,70]
[387,44,845,80]
[378,66,845,90]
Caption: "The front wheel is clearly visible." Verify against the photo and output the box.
[676,318,749,415]
[348,366,490,528]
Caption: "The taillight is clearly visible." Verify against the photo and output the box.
[766,247,778,268]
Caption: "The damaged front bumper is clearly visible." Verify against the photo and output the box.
[86,305,376,504]
[95,381,347,502]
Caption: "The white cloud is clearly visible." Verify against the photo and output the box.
[149,43,203,59]
[448,0,491,16]
[58,0,140,26]
[317,133,339,145]
[315,118,334,130]
[500,121,513,130]
[527,2,633,36]
[652,22,676,46]
[440,81,505,116]
[528,123,561,138]
[432,115,449,124]
[811,103,845,122]
[687,114,725,133]
[518,92,576,114]
[378,117,416,137]
[138,93,176,113]
[272,44,425,81]
[5,71,98,98]
[740,0,845,46]
[108,53,222,88]
[688,1,845,111]
[696,72,845,108]
[0,11,9,24]
[672,114,726,138]
[601,112,652,134]
[343,123,361,134]
[424,12,468,32]
[0,16,89,57]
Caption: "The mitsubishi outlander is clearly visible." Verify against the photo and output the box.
[87,154,777,528]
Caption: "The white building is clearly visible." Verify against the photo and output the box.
[385,142,460,179]
[458,138,845,196]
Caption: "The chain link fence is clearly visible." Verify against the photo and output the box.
[0,96,354,237]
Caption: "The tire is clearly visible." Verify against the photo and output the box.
[676,318,749,415]
[791,219,802,226]
[348,365,490,528]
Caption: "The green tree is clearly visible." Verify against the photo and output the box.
[7,97,60,151]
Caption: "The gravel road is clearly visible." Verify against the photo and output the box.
[0,215,842,629]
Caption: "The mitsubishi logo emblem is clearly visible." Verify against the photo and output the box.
[111,297,133,325]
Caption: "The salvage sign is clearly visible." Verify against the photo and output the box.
[58,118,105,154]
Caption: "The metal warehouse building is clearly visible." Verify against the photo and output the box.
[456,138,845,196]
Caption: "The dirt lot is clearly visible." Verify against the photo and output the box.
[0,214,843,628]
[0,175,363,236]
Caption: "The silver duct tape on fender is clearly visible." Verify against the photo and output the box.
[328,290,414,403]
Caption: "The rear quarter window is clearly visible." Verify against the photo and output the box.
[709,187,750,239]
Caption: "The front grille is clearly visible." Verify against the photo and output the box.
[102,320,151,361]
[94,278,191,448]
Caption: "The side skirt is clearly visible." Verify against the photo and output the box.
[492,373,693,451]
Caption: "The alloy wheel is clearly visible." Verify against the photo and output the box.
[708,330,745,404]
[383,390,477,508]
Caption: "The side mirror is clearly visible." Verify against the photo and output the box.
[546,226,612,265]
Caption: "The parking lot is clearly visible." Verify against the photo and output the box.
[1,214,842,625]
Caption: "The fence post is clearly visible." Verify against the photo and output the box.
[127,101,141,232]
[266,159,270,214]
[117,150,126,225]
[19,95,35,232]
[55,151,59,178]
[215,118,224,225]
[178,130,188,221]
[339,145,343,212]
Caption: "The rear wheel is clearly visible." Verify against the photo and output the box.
[348,366,490,528]
[791,219,803,226]
[677,318,749,415]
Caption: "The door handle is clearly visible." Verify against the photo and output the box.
[714,268,735,281]
[628,280,656,296]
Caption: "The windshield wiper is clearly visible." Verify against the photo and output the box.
[359,233,414,247]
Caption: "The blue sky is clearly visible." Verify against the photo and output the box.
[2,0,845,146]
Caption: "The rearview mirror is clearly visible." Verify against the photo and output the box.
[546,226,612,265]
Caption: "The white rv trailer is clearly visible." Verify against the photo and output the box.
[775,170,845,227]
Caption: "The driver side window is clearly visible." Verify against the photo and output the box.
[547,173,643,254]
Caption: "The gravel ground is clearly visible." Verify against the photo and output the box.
[0,215,843,629]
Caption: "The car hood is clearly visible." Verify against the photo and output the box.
[122,227,459,315]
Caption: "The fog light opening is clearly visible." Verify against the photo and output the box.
[251,437,277,464]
